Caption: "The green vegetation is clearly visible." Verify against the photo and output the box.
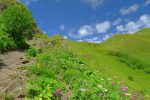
[23,28,150,99]
[0,26,16,52]
[26,47,40,58]
[0,0,150,99]
[0,2,35,52]
[25,49,131,99]
[65,28,150,99]
[108,51,150,74]
[0,0,17,13]
[0,0,17,8]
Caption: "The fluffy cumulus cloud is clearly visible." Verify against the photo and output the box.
[19,0,38,6]
[96,21,111,33]
[120,4,139,15]
[64,14,150,43]
[78,25,94,36]
[83,0,103,9]
[77,21,111,38]
[116,14,150,34]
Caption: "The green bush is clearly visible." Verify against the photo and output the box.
[26,47,39,58]
[0,3,34,48]
[0,24,16,52]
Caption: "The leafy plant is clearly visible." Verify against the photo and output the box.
[26,77,64,100]
[0,3,34,48]
[26,47,39,58]
[0,24,16,52]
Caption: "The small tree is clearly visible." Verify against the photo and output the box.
[1,3,34,48]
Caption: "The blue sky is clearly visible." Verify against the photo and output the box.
[19,0,150,43]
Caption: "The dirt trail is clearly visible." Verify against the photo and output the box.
[0,51,32,100]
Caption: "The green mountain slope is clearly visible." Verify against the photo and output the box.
[0,0,149,99]
[65,28,150,95]
[101,28,150,64]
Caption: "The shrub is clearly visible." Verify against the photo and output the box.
[0,24,16,52]
[26,47,39,58]
[0,3,34,48]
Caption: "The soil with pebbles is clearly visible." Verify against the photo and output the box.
[0,51,32,100]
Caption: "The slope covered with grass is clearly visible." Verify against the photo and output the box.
[101,28,150,64]
[0,0,150,99]
[24,29,150,99]
[65,28,150,97]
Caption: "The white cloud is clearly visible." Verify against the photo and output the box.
[96,21,111,33]
[77,40,84,42]
[116,14,150,34]
[116,25,124,32]
[85,37,98,42]
[140,14,150,26]
[83,33,112,43]
[19,0,38,6]
[63,36,68,39]
[67,28,84,39]
[125,21,140,33]
[120,4,139,15]
[83,0,103,9]
[145,0,150,5]
[102,34,112,41]
[76,21,111,38]
[84,37,102,43]
[113,18,122,26]
[68,20,111,38]
[60,25,65,31]
[78,25,94,36]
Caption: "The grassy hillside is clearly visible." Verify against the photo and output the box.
[101,28,150,64]
[0,0,149,99]
[65,28,150,96]
[27,29,150,99]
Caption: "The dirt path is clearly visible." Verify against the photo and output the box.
[0,51,32,100]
